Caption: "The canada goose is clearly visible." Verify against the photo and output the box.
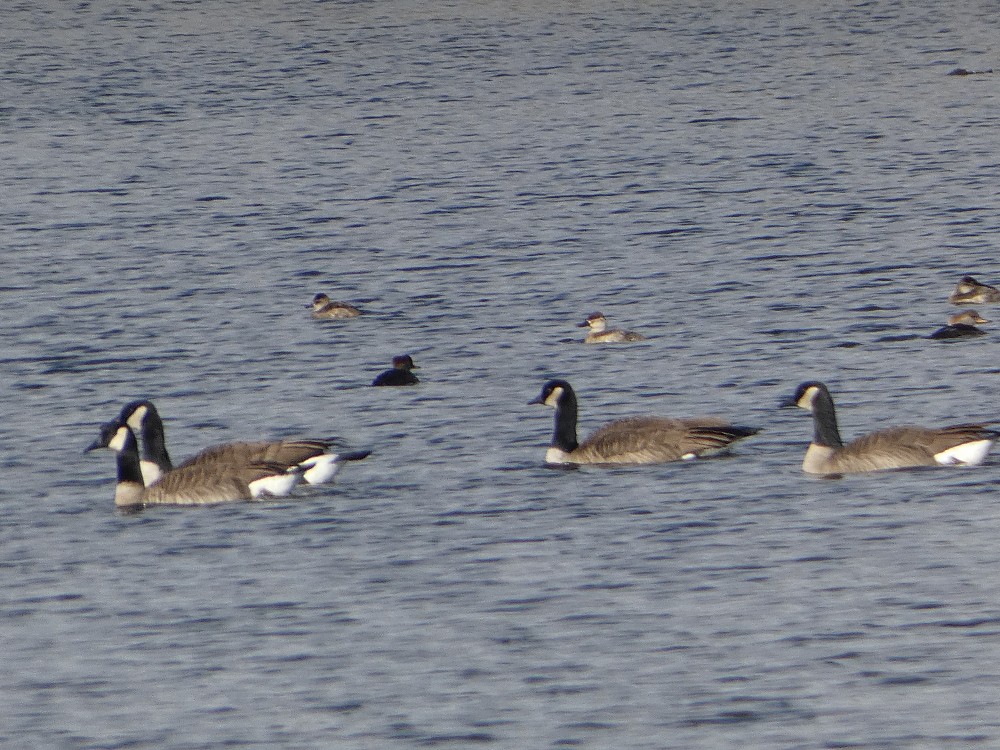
[578,312,646,344]
[529,379,759,465]
[949,276,1000,305]
[372,355,420,386]
[87,422,302,509]
[930,310,989,339]
[114,400,370,488]
[309,293,361,319]
[781,381,999,474]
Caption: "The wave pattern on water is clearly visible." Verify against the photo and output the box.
[3,1,1000,748]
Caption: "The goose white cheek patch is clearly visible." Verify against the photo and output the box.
[139,460,164,486]
[109,427,129,452]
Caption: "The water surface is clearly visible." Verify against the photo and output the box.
[3,1,1000,748]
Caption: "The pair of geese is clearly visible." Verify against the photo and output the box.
[530,379,999,475]
[548,277,1000,468]
[87,401,370,510]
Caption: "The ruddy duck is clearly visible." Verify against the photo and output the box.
[930,310,989,339]
[309,293,362,319]
[578,312,645,344]
[948,276,1000,305]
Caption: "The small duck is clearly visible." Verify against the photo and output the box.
[309,293,361,319]
[372,355,420,386]
[948,276,1000,305]
[578,312,645,344]
[930,310,989,339]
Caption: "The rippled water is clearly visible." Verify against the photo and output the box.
[4,1,1000,747]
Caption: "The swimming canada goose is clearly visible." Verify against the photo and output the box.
[87,422,302,509]
[115,400,370,488]
[371,355,420,386]
[949,276,1000,305]
[929,310,989,339]
[578,312,646,344]
[309,293,362,319]
[529,379,759,465]
[781,381,999,474]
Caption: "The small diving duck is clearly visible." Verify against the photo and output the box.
[929,310,989,339]
[578,312,645,344]
[309,293,361,319]
[372,355,420,386]
[948,276,1000,305]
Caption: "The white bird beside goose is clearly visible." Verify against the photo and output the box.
[114,400,370,488]
[781,381,999,474]
[529,379,759,466]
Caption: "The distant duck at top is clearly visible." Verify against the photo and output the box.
[948,276,1000,305]
[309,293,361,319]
[930,310,989,339]
[578,312,645,344]
[372,355,420,386]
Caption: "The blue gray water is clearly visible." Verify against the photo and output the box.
[3,1,1000,747]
